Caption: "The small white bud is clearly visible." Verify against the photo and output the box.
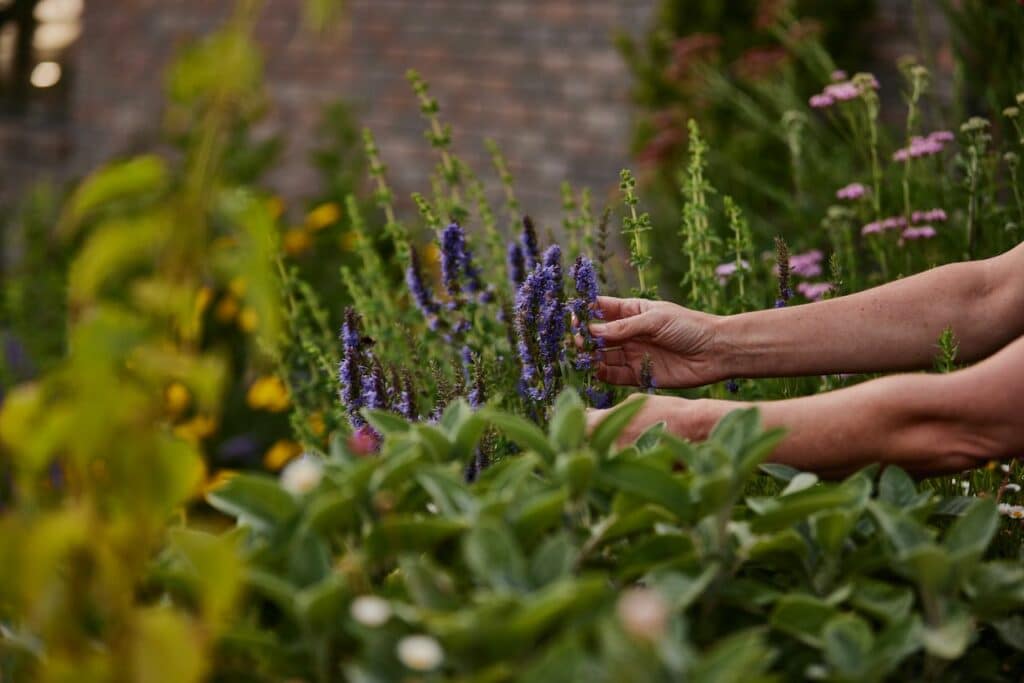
[1001,464,1011,473]
[397,634,444,671]
[616,588,669,642]
[1005,483,1021,493]
[350,595,391,627]
[280,454,323,495]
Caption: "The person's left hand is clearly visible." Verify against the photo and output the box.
[586,393,717,448]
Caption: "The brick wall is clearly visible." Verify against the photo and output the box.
[1,0,657,227]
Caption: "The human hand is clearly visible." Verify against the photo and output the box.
[587,296,722,388]
[585,393,722,447]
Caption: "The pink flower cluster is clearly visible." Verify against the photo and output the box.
[911,208,947,223]
[862,206,946,241]
[789,249,824,278]
[715,259,750,284]
[808,75,878,109]
[796,281,833,301]
[835,182,868,200]
[892,130,955,162]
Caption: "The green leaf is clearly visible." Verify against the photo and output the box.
[759,463,800,482]
[991,615,1024,652]
[691,628,775,683]
[303,490,357,534]
[62,155,168,230]
[549,389,586,451]
[770,594,838,647]
[921,606,972,659]
[595,459,692,520]
[509,488,569,542]
[295,574,348,630]
[943,497,997,561]
[634,421,666,452]
[647,564,718,611]
[781,472,818,496]
[752,477,870,533]
[206,474,299,531]
[877,466,917,506]
[245,569,299,618]
[589,397,647,454]
[529,533,577,586]
[482,408,556,460]
[362,409,411,436]
[866,500,933,556]
[463,517,529,591]
[415,467,477,517]
[555,450,596,499]
[504,577,607,645]
[823,614,874,678]
[851,579,914,623]
[365,516,467,559]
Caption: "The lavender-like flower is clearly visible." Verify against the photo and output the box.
[339,308,366,427]
[440,222,465,301]
[569,255,603,374]
[406,248,440,320]
[571,254,599,304]
[362,357,388,412]
[396,369,417,421]
[468,355,486,410]
[520,215,540,271]
[774,237,792,308]
[514,269,544,401]
[507,241,526,290]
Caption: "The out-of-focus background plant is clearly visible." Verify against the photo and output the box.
[1,0,1024,680]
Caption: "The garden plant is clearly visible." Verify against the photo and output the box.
[1,1,1024,682]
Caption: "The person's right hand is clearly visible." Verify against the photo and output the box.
[587,296,722,389]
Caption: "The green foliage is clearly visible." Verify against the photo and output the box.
[193,395,1023,679]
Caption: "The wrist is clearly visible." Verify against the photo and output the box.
[708,314,745,382]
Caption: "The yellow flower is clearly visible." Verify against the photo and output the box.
[238,307,259,333]
[339,230,358,253]
[308,411,326,437]
[195,286,213,315]
[246,375,290,412]
[174,414,218,444]
[266,195,286,219]
[264,439,302,471]
[204,468,238,494]
[306,202,341,231]
[215,295,240,323]
[283,227,314,256]
[229,277,248,298]
[164,381,191,417]
[423,243,441,265]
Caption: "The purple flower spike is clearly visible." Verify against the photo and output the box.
[520,215,540,270]
[406,248,439,319]
[440,222,466,299]
[507,242,526,290]
[339,308,366,428]
[570,255,599,304]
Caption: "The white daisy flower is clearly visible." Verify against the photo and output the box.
[397,634,444,671]
[350,595,391,627]
[280,454,323,495]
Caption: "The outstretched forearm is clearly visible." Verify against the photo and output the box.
[712,243,1024,379]
[690,335,1024,477]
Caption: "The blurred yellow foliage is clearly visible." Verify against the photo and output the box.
[283,227,314,255]
[246,375,290,412]
[263,438,302,470]
[305,201,341,230]
[165,381,191,416]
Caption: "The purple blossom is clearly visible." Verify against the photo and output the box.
[725,379,740,394]
[861,215,907,236]
[715,259,750,284]
[440,222,465,300]
[362,358,388,412]
[339,308,366,428]
[789,250,824,278]
[586,387,613,409]
[507,241,526,290]
[514,269,544,401]
[830,69,848,82]
[893,131,954,162]
[911,208,947,224]
[836,183,867,200]
[809,93,834,109]
[570,255,600,304]
[901,226,937,241]
[520,215,540,270]
[824,82,860,101]
[796,281,834,301]
[396,371,417,420]
[406,248,439,320]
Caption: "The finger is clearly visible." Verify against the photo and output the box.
[596,364,639,386]
[594,296,646,322]
[585,407,609,435]
[599,347,626,367]
[589,312,654,345]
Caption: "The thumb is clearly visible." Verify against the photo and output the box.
[589,313,653,345]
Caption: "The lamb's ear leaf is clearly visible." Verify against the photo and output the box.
[481,408,556,460]
[549,389,586,451]
[362,409,411,436]
[589,397,647,455]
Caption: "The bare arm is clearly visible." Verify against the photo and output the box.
[592,243,1024,386]
[716,242,1024,378]
[596,334,1024,477]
